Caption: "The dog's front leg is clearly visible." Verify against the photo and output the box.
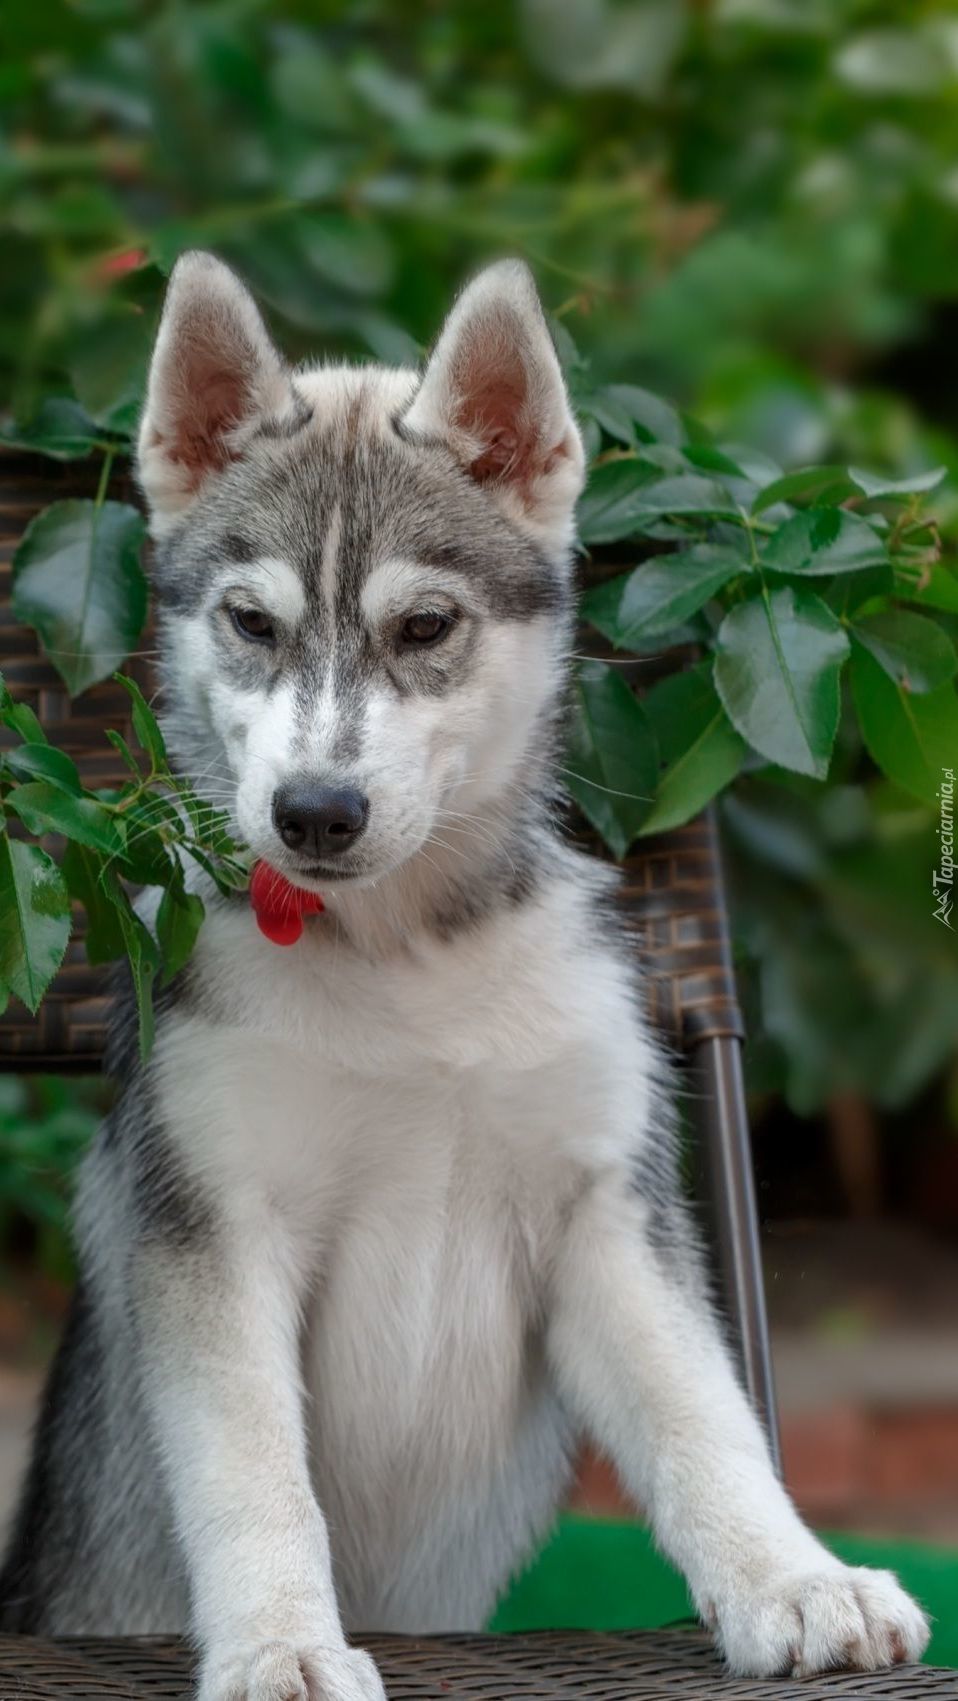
[547,1178,928,1677]
[131,1217,384,1701]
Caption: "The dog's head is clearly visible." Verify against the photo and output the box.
[138,252,584,891]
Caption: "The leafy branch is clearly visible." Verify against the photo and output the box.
[565,367,958,852]
[0,668,248,1058]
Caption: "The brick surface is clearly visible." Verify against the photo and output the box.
[869,1407,958,1503]
[568,1405,958,1541]
[780,1404,870,1518]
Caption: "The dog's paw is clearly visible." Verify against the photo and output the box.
[715,1565,929,1678]
[198,1640,387,1701]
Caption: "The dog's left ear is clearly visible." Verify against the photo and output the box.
[402,261,585,547]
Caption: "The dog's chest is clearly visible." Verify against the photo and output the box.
[304,1058,555,1442]
[297,1059,568,1580]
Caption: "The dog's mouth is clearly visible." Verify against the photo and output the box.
[301,864,375,887]
[275,857,364,888]
[267,847,392,892]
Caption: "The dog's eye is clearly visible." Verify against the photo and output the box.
[400,611,451,647]
[232,607,275,644]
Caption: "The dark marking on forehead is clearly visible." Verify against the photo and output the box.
[221,531,257,563]
[343,385,368,449]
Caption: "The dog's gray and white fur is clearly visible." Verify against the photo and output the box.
[0,255,928,1694]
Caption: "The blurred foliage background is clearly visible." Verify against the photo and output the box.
[1,0,958,1283]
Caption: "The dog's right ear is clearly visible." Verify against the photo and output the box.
[137,252,294,537]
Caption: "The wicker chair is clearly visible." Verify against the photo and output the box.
[0,448,947,1699]
[1,1631,956,1701]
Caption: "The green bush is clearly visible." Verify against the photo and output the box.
[0,1076,105,1283]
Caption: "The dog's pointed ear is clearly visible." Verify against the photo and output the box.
[401,261,585,546]
[137,251,295,535]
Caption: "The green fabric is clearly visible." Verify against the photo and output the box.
[491,1515,958,1668]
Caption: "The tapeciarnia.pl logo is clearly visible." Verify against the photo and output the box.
[933,767,954,930]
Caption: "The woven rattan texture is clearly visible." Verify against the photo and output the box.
[0,1632,953,1701]
[0,448,743,1065]
[618,810,743,1047]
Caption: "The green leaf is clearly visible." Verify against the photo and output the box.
[898,561,958,615]
[0,687,48,746]
[115,801,178,885]
[185,841,249,896]
[105,728,142,775]
[354,311,421,367]
[577,464,738,545]
[178,789,237,858]
[583,384,683,447]
[61,842,127,964]
[822,564,894,618]
[3,744,81,794]
[120,838,177,888]
[579,390,641,448]
[848,465,947,500]
[564,662,658,858]
[114,673,167,767]
[12,500,148,696]
[851,611,957,694]
[6,782,126,856]
[155,880,205,986]
[576,459,657,544]
[297,212,394,297]
[127,792,181,834]
[115,897,159,1060]
[522,0,687,96]
[270,41,360,130]
[550,317,587,378]
[751,466,857,515]
[69,312,153,435]
[0,834,71,1013]
[850,645,958,807]
[640,662,747,834]
[681,443,749,481]
[631,473,740,522]
[0,398,105,461]
[581,544,745,646]
[714,587,850,778]
[761,509,888,577]
[836,28,950,94]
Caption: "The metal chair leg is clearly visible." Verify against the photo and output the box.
[691,1033,782,1475]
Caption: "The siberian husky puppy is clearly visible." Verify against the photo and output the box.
[0,253,928,1695]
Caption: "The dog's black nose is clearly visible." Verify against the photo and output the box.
[272,784,369,858]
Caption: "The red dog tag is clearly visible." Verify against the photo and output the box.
[250,861,324,946]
